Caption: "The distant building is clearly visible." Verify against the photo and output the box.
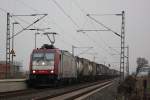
[0,61,23,79]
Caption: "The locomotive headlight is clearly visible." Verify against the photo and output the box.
[50,70,54,74]
[32,70,36,74]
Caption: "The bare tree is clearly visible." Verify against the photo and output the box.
[137,57,148,67]
[136,57,149,73]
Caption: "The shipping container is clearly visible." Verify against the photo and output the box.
[96,64,102,75]
[75,57,84,76]
[82,58,91,76]
[91,62,96,76]
[60,50,77,78]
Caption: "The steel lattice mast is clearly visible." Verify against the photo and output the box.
[6,13,11,78]
[77,11,126,80]
[120,11,125,80]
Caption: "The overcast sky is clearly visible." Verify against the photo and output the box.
[0,0,150,73]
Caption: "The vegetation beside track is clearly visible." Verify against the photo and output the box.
[116,76,139,100]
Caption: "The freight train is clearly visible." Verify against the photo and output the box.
[26,44,119,87]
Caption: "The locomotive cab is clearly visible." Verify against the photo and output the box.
[28,44,61,86]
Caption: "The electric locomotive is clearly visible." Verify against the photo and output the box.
[27,44,77,86]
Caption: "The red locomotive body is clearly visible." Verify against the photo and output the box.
[30,48,60,75]
[27,44,77,86]
[28,47,61,86]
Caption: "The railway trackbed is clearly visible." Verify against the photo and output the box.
[0,88,52,100]
[0,79,114,100]
[41,80,113,100]
[0,89,35,98]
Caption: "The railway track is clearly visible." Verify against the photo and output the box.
[41,80,113,100]
[0,89,35,99]
[0,88,52,100]
[0,79,114,100]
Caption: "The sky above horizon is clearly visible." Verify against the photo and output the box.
[0,0,150,73]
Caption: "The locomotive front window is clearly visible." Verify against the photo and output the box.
[32,53,54,61]
[45,53,54,60]
[32,52,55,70]
[32,53,44,60]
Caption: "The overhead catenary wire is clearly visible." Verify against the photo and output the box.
[71,1,120,64]
[71,1,111,55]
[84,15,120,56]
[12,0,81,47]
[14,0,88,47]
[13,0,51,27]
[71,1,119,55]
[89,13,121,16]
[13,16,46,30]
[13,0,120,58]
[84,33,112,56]
[89,19,120,54]
[0,7,48,39]
[47,0,87,44]
[13,0,53,29]
[85,18,120,64]
[10,14,47,39]
[50,0,80,29]
[17,0,83,45]
[50,0,111,60]
[87,14,121,37]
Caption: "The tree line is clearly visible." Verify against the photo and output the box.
[136,57,149,73]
